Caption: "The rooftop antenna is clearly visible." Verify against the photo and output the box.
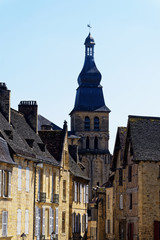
[87,24,92,33]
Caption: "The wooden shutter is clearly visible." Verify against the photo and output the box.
[49,207,54,234]
[42,207,45,235]
[17,209,21,235]
[38,169,41,201]
[35,207,38,236]
[75,213,77,233]
[55,208,58,234]
[38,208,41,237]
[83,185,86,203]
[26,167,29,192]
[79,214,81,234]
[8,172,11,197]
[0,170,2,197]
[86,214,88,232]
[18,166,22,191]
[25,209,29,234]
[86,185,89,203]
[80,184,82,203]
[51,172,54,202]
[74,182,77,202]
[120,194,123,209]
[2,211,8,236]
[72,213,74,233]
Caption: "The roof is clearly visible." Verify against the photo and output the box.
[84,33,95,46]
[38,115,62,131]
[38,130,64,162]
[0,137,16,164]
[111,127,127,171]
[125,115,160,162]
[11,109,59,166]
[69,155,90,181]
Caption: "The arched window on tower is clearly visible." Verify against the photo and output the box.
[86,136,90,149]
[94,117,99,131]
[94,136,98,150]
[85,117,90,131]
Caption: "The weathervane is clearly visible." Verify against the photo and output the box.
[87,24,92,33]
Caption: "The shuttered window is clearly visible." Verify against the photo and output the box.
[26,167,29,192]
[120,194,123,209]
[8,172,11,197]
[55,208,58,234]
[72,213,74,233]
[2,211,8,237]
[74,182,77,202]
[42,207,45,235]
[80,184,82,203]
[62,211,65,233]
[18,166,22,191]
[83,185,86,203]
[51,172,55,202]
[49,207,54,235]
[63,180,66,201]
[86,185,89,203]
[17,209,21,235]
[86,214,88,232]
[25,209,29,234]
[35,207,41,237]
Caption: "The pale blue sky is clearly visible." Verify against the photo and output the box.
[0,0,160,152]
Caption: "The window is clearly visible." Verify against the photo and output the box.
[86,136,90,149]
[80,184,82,203]
[49,207,54,235]
[35,207,41,237]
[128,223,134,240]
[26,167,29,192]
[119,169,123,186]
[42,207,45,235]
[2,211,8,237]
[106,219,110,234]
[0,170,11,197]
[94,136,98,149]
[86,214,88,232]
[128,165,132,182]
[107,195,110,209]
[51,172,55,202]
[159,166,160,178]
[129,193,132,209]
[120,194,123,209]
[82,214,86,232]
[74,182,77,202]
[25,209,29,234]
[94,117,99,131]
[85,185,89,203]
[38,169,42,201]
[18,165,22,191]
[17,209,21,235]
[55,208,58,234]
[63,180,66,201]
[72,213,75,233]
[84,117,90,131]
[62,212,65,233]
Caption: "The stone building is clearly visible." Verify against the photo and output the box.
[70,33,111,199]
[0,83,60,240]
[111,116,160,240]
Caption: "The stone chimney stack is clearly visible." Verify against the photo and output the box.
[18,101,38,133]
[0,83,11,123]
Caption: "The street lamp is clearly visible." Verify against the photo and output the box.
[21,233,27,240]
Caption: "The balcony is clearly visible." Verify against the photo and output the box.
[38,192,46,202]
[53,194,59,204]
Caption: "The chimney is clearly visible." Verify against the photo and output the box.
[0,83,11,123]
[18,101,38,133]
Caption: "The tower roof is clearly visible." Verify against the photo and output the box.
[71,33,110,113]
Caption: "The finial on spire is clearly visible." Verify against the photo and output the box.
[87,24,92,33]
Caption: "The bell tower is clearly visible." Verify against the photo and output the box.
[70,33,111,199]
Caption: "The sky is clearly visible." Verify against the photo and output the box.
[0,0,160,153]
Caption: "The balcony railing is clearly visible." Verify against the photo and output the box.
[38,192,46,202]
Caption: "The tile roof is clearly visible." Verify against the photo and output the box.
[126,115,160,161]
[38,130,64,162]
[38,115,62,131]
[0,137,16,164]
[69,155,89,181]
[111,127,127,171]
[11,109,59,166]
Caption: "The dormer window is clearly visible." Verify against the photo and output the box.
[94,117,99,131]
[26,139,34,148]
[84,117,90,131]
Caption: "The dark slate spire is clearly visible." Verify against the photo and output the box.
[71,33,110,112]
